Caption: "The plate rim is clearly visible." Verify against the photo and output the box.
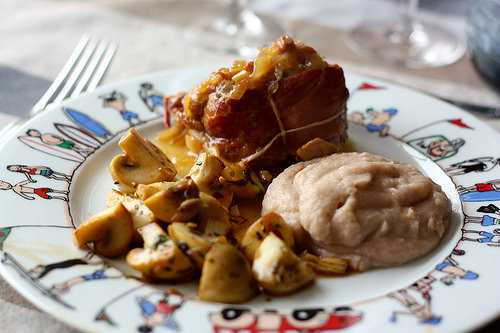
[0,67,499,333]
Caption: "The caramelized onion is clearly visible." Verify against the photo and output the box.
[165,36,349,169]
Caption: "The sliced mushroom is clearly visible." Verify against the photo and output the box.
[199,193,231,237]
[300,252,349,275]
[144,190,182,223]
[110,129,177,191]
[168,222,212,268]
[198,243,258,303]
[220,164,263,199]
[253,233,315,295]
[136,181,176,201]
[74,203,134,257]
[188,153,233,207]
[296,137,340,161]
[219,170,264,199]
[171,198,202,222]
[126,223,194,281]
[107,190,155,229]
[144,178,199,223]
[189,153,225,192]
[240,212,294,260]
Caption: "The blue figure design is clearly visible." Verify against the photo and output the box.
[50,266,122,295]
[465,214,500,227]
[7,164,71,183]
[63,107,112,139]
[462,229,500,247]
[139,82,164,115]
[348,107,398,137]
[389,255,477,325]
[100,91,141,126]
[136,292,184,332]
[434,257,478,284]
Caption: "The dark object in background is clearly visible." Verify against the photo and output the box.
[0,66,50,116]
[420,0,467,16]
[468,1,500,87]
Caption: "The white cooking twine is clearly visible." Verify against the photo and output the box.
[241,110,345,163]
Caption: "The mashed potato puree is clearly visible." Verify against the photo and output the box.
[263,152,450,271]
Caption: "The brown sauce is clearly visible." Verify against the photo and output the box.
[155,126,355,242]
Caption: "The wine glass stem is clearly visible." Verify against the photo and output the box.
[402,0,419,34]
[229,0,247,33]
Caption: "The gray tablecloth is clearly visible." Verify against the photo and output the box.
[0,0,499,332]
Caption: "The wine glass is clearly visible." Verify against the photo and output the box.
[347,0,465,68]
[184,0,284,57]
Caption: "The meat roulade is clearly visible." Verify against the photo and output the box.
[165,36,349,169]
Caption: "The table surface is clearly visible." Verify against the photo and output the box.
[0,0,499,332]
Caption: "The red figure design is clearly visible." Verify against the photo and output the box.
[210,307,362,333]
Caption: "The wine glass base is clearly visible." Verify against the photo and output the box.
[185,10,283,57]
[347,19,465,68]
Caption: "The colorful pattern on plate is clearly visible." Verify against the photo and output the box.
[0,72,497,333]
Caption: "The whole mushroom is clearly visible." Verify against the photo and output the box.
[110,129,176,192]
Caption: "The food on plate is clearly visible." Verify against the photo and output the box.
[143,178,199,223]
[198,243,258,303]
[168,222,213,268]
[74,203,134,257]
[165,35,348,168]
[253,233,315,295]
[107,190,155,229]
[296,137,341,161]
[110,128,176,192]
[126,222,195,280]
[300,252,349,275]
[240,212,295,260]
[75,127,340,302]
[262,152,451,271]
[74,36,451,304]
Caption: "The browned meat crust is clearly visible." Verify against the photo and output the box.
[165,36,349,169]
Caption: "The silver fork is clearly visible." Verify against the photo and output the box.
[0,35,117,139]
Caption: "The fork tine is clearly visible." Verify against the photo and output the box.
[51,38,99,105]
[31,35,90,114]
[70,39,108,98]
[86,41,117,93]
[0,35,117,142]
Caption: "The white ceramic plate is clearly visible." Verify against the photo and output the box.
[0,68,499,333]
